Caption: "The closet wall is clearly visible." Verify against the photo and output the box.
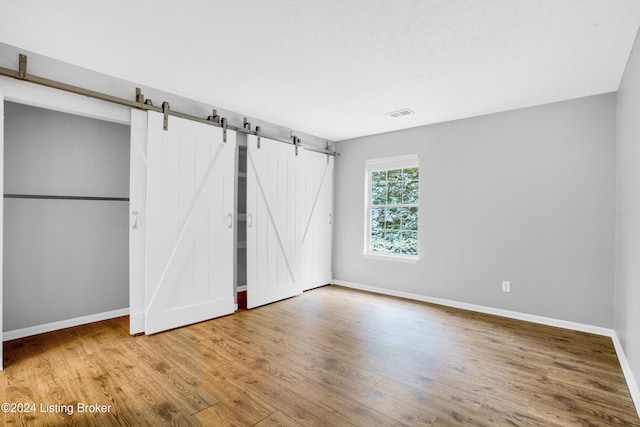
[235,138,248,301]
[3,101,130,332]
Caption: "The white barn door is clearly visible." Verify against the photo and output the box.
[300,152,334,291]
[144,111,236,334]
[129,109,147,334]
[246,135,304,308]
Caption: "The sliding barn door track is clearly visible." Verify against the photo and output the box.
[0,54,337,158]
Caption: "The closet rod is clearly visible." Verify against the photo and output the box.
[4,194,129,202]
[0,54,339,157]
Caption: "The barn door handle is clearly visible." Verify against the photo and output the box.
[329,213,332,225]
[227,213,233,228]
[132,211,138,229]
[247,213,253,228]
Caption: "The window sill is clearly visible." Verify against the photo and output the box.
[362,252,420,264]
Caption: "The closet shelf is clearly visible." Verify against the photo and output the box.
[4,194,130,201]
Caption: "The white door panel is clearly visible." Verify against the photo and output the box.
[144,111,235,334]
[300,153,334,291]
[129,109,148,334]
[246,135,304,308]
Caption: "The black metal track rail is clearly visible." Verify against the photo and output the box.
[0,54,338,156]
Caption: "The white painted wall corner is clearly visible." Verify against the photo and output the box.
[612,332,640,416]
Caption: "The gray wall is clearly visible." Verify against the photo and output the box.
[3,102,130,331]
[334,93,616,328]
[616,28,640,388]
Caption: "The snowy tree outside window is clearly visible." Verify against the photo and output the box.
[365,155,419,261]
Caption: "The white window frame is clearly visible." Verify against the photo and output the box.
[363,154,420,263]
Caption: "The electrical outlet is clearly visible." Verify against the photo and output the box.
[502,281,511,293]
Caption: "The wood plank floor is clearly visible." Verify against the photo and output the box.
[1,285,638,426]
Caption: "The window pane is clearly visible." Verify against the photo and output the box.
[371,230,386,252]
[367,160,419,257]
[385,231,402,254]
[371,207,385,231]
[404,167,418,181]
[387,169,402,204]
[402,231,418,255]
[401,207,418,231]
[386,207,401,230]
[388,169,403,183]
[388,179,402,204]
[403,179,419,204]
[371,171,387,205]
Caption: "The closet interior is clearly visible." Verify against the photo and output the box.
[235,136,248,308]
[3,101,130,335]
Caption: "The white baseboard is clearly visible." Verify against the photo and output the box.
[332,280,612,336]
[332,279,640,418]
[3,308,130,342]
[612,332,640,415]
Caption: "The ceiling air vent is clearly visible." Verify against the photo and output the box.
[386,108,414,118]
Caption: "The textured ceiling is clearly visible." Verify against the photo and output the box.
[1,0,639,141]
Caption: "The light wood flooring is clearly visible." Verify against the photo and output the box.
[1,285,638,426]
